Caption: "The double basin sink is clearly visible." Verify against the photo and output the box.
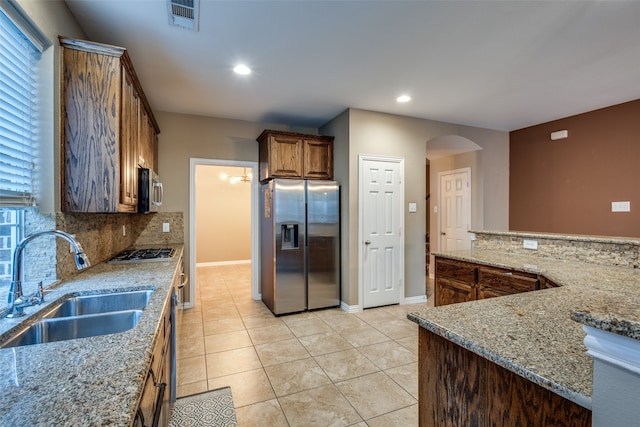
[1,289,154,349]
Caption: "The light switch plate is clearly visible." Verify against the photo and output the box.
[612,201,631,212]
[523,239,538,250]
[408,203,417,213]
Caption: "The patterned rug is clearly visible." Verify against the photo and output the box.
[169,387,238,427]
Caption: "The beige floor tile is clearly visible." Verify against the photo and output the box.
[338,324,391,348]
[177,334,205,359]
[336,371,416,420]
[177,355,207,385]
[286,317,333,338]
[365,403,418,427]
[247,323,295,345]
[242,315,285,330]
[206,346,262,378]
[354,308,397,325]
[358,340,418,370]
[176,323,204,340]
[176,380,208,398]
[298,332,353,356]
[278,384,362,427]
[323,313,367,332]
[372,319,417,340]
[177,264,421,427]
[313,348,379,382]
[201,305,241,321]
[385,362,418,398]
[395,336,419,355]
[203,317,247,336]
[264,357,331,397]
[235,399,289,427]
[207,368,276,408]
[254,338,310,366]
[204,330,253,353]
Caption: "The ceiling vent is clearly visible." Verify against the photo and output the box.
[167,0,200,31]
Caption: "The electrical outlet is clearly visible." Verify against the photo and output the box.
[122,225,126,236]
[523,239,538,250]
[163,223,170,233]
[612,201,630,212]
[69,234,76,253]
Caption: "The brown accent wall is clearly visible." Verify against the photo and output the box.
[510,99,640,237]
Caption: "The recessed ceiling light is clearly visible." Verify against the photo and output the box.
[396,95,411,103]
[233,64,251,75]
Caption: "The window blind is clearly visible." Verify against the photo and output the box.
[0,1,49,207]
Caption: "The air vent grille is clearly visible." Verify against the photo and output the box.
[167,0,200,31]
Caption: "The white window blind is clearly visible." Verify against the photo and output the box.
[0,0,49,207]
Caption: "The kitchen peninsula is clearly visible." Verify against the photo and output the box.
[0,245,183,426]
[408,230,640,426]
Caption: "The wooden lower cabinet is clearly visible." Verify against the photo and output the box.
[419,328,591,427]
[436,277,476,306]
[134,294,173,427]
[477,266,539,300]
[435,256,546,306]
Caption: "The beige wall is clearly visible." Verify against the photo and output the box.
[195,165,251,263]
[322,108,509,305]
[156,111,316,301]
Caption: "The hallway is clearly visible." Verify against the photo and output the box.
[176,264,431,426]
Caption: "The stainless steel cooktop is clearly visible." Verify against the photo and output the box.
[108,248,175,264]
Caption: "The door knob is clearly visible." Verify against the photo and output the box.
[365,240,371,245]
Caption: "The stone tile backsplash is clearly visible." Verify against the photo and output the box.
[472,230,640,268]
[55,211,184,282]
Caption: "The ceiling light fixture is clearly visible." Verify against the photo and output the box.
[234,64,252,75]
[396,95,411,103]
[221,168,252,184]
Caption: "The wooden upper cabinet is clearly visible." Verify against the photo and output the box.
[60,36,160,213]
[304,137,334,180]
[257,130,334,181]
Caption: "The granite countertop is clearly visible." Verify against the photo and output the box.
[407,249,640,410]
[0,245,183,426]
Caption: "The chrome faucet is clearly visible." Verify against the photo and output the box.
[6,230,91,318]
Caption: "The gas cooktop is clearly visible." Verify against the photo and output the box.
[108,248,176,264]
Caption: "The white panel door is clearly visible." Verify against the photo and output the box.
[361,157,403,308]
[440,169,471,252]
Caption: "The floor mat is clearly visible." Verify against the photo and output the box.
[169,387,237,427]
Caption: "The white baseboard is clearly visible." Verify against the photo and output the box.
[403,295,427,305]
[340,301,362,313]
[196,259,251,267]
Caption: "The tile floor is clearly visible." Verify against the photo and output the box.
[176,264,433,427]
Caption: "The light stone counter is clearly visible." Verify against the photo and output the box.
[408,248,640,410]
[0,245,183,426]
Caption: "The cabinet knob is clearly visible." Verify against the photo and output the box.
[365,240,371,245]
[441,232,446,236]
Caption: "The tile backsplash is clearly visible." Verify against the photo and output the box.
[54,211,184,282]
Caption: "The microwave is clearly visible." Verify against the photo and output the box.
[138,168,163,213]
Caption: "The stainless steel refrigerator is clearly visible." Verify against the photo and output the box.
[260,179,340,315]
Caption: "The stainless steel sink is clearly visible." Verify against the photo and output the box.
[43,290,153,318]
[0,289,154,349]
[1,310,143,348]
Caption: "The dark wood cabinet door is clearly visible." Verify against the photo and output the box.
[435,277,476,306]
[61,47,120,212]
[303,138,333,179]
[477,267,538,299]
[120,68,139,212]
[269,134,303,178]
